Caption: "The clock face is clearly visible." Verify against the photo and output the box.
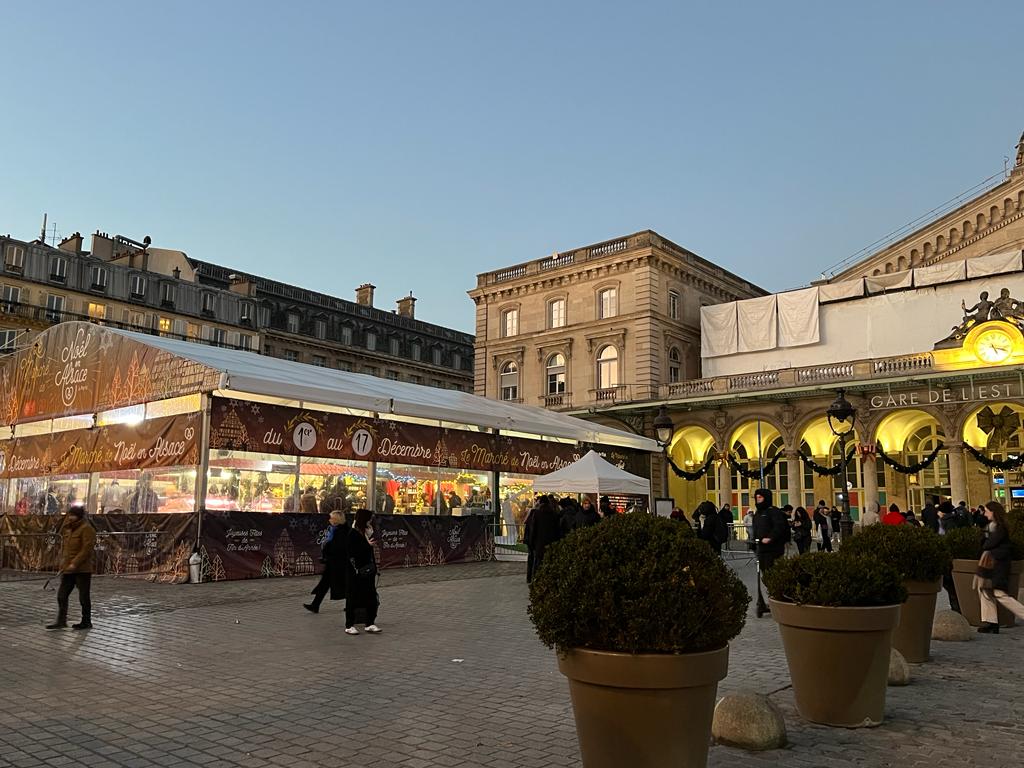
[975,329,1014,363]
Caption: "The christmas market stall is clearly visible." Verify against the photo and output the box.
[0,322,656,582]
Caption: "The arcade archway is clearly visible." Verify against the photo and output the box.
[962,402,1024,510]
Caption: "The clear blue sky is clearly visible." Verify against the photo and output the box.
[2,1,1022,332]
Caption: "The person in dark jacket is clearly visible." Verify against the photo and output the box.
[921,503,941,533]
[698,500,725,556]
[976,500,1024,633]
[46,505,96,631]
[719,504,734,542]
[344,509,381,635]
[829,506,842,539]
[752,488,789,618]
[304,509,349,614]
[813,506,833,551]
[598,495,616,519]
[973,505,988,529]
[575,497,600,528]
[792,506,813,554]
[526,496,563,582]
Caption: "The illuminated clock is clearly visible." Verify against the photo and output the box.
[974,328,1014,364]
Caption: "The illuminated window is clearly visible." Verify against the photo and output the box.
[87,302,106,320]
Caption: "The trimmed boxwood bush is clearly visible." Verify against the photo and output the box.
[944,526,985,561]
[841,522,951,582]
[764,552,907,607]
[528,513,749,654]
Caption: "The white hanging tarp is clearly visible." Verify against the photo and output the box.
[967,250,1023,279]
[914,260,967,286]
[736,295,778,353]
[819,278,865,303]
[531,450,651,496]
[777,286,820,347]
[865,270,913,294]
[700,302,738,358]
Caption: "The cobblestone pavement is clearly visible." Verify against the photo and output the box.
[1,556,1022,768]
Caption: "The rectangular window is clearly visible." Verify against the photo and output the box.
[366,332,377,351]
[338,361,353,372]
[409,374,422,385]
[502,308,519,337]
[4,245,25,271]
[364,365,378,376]
[202,293,217,315]
[130,274,146,297]
[238,333,253,350]
[669,290,679,320]
[314,318,326,339]
[549,298,566,329]
[258,306,271,327]
[598,288,617,319]
[341,326,353,345]
[211,328,226,347]
[431,378,443,388]
[87,302,106,320]
[390,338,400,356]
[283,350,299,362]
[452,352,461,369]
[386,370,399,380]
[312,355,327,367]
[187,322,201,340]
[90,266,108,291]
[158,317,173,336]
[240,302,253,324]
[0,329,17,352]
[160,283,176,306]
[432,348,442,366]
[2,285,21,313]
[286,313,300,334]
[411,342,421,361]
[50,257,68,282]
[46,294,65,322]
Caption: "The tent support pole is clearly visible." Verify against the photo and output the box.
[195,393,212,549]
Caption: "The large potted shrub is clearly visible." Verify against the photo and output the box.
[946,526,988,626]
[842,524,950,662]
[764,552,906,727]
[528,513,749,768]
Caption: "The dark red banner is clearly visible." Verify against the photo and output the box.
[197,510,495,581]
[0,512,197,583]
[210,397,649,477]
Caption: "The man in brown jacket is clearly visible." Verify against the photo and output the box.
[47,505,96,630]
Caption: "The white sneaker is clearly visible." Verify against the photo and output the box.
[365,624,382,634]
[344,627,359,635]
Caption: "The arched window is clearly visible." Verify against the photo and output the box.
[547,298,566,329]
[597,287,618,319]
[668,347,682,383]
[905,424,948,509]
[546,354,566,395]
[499,361,519,401]
[501,308,519,338]
[596,345,618,389]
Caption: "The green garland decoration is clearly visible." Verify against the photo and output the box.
[798,447,857,477]
[728,451,783,480]
[876,443,943,474]
[666,453,715,481]
[964,443,1024,471]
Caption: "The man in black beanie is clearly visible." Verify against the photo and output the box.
[752,488,789,618]
[47,504,95,630]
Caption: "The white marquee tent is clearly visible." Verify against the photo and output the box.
[531,450,652,497]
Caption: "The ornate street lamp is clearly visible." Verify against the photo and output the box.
[654,405,674,447]
[826,389,857,541]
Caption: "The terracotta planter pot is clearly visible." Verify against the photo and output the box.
[770,599,900,727]
[891,579,941,662]
[953,559,1023,628]
[557,645,729,768]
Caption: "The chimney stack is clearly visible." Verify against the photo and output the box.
[396,293,416,319]
[355,283,376,307]
[59,232,84,255]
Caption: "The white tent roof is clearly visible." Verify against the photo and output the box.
[109,328,657,452]
[531,450,652,496]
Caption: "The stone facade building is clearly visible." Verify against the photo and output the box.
[468,230,763,410]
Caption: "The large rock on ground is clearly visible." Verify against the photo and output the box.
[932,609,973,642]
[888,648,910,686]
[712,692,787,751]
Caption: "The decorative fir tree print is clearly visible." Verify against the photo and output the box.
[260,556,278,578]
[210,555,226,582]
[216,406,252,450]
[198,545,212,583]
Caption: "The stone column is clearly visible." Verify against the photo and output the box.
[718,459,732,509]
[947,442,968,505]
[862,453,878,515]
[785,449,802,508]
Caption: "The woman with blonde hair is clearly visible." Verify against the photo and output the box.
[976,500,1024,633]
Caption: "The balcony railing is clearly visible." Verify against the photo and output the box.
[797,364,854,383]
[873,353,934,375]
[540,392,572,408]
[590,385,630,403]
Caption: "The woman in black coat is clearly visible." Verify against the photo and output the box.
[304,510,349,613]
[526,496,563,582]
[813,507,832,552]
[697,500,724,555]
[976,500,1024,633]
[344,508,381,635]
[792,506,813,554]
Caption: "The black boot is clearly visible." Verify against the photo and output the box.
[45,622,67,630]
[978,622,1000,634]
[303,603,319,614]
[72,622,93,630]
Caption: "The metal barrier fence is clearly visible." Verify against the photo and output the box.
[1,530,180,582]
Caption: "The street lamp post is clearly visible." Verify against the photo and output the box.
[653,405,674,506]
[826,389,857,542]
